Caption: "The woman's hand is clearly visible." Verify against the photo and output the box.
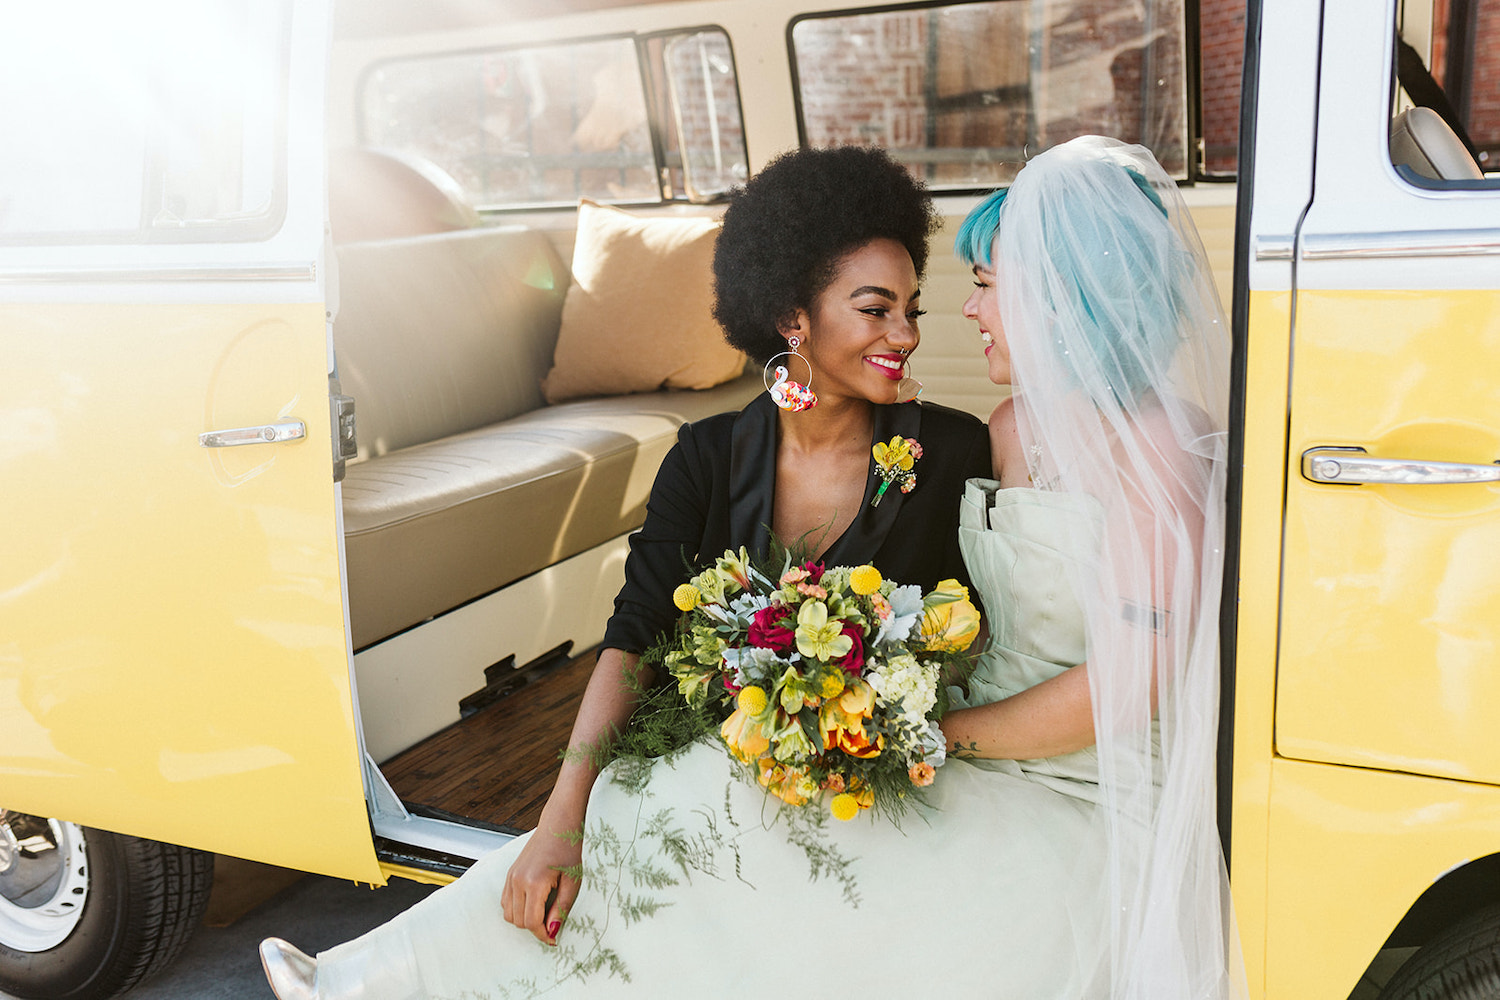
[500,806,584,945]
[498,647,647,944]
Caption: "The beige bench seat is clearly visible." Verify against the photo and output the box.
[333,224,757,649]
[342,375,758,648]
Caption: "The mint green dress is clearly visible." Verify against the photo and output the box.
[314,479,1110,998]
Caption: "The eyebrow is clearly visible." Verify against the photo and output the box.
[848,285,920,301]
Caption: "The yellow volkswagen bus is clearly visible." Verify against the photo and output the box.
[1,0,1496,997]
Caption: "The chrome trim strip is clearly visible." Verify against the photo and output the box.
[1304,229,1500,259]
[1254,234,1295,260]
[0,262,317,284]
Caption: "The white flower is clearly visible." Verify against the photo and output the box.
[875,584,925,645]
[727,590,772,627]
[722,645,787,689]
[915,721,947,767]
[866,653,938,726]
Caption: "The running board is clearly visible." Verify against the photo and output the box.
[362,752,514,873]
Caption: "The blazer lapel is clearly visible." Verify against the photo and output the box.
[823,401,923,567]
[729,392,777,560]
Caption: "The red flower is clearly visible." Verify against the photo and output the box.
[748,605,796,653]
[801,560,825,584]
[837,622,865,676]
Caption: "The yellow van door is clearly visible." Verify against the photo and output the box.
[0,0,379,883]
[1259,1,1500,994]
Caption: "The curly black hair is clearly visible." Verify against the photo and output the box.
[712,146,941,364]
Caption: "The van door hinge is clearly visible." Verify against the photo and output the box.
[330,376,357,483]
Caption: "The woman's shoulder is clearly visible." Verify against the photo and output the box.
[677,397,761,451]
[913,399,986,439]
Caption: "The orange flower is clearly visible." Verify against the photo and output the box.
[908,761,936,787]
[721,708,770,763]
[757,757,815,806]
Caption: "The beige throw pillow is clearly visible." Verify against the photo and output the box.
[541,199,745,404]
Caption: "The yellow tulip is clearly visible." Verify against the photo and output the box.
[918,579,982,652]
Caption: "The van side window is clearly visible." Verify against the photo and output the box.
[359,28,747,210]
[1389,0,1498,185]
[0,0,290,243]
[789,0,1189,188]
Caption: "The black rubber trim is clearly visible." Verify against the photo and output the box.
[1215,0,1265,867]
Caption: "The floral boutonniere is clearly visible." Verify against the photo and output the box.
[870,436,921,508]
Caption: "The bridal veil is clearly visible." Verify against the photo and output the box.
[970,135,1241,998]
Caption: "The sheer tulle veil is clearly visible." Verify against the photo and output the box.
[961,136,1243,998]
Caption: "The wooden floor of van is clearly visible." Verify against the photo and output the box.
[383,649,597,834]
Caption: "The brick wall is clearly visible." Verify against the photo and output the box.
[1200,0,1245,174]
[792,0,1192,185]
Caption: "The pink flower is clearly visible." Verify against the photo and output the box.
[796,582,828,599]
[780,567,809,586]
[748,605,796,653]
[801,560,825,584]
[837,623,865,676]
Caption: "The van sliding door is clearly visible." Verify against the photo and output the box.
[0,0,379,882]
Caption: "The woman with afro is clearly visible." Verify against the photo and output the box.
[260,147,990,999]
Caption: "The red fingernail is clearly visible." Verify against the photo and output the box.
[547,920,560,939]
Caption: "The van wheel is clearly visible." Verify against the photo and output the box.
[1378,903,1500,1000]
[0,812,213,999]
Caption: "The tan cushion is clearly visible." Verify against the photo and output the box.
[343,373,763,649]
[335,227,569,458]
[540,200,744,403]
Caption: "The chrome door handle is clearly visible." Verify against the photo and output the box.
[1302,446,1500,485]
[199,420,306,448]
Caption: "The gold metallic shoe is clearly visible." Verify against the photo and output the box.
[259,937,318,1000]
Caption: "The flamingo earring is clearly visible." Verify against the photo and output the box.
[764,336,817,411]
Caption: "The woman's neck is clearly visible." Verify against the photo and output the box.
[775,395,876,455]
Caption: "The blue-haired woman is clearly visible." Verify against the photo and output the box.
[261,137,1240,999]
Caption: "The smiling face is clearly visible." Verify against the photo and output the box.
[962,262,1011,386]
[785,237,924,405]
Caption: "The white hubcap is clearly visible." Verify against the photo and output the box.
[0,813,90,952]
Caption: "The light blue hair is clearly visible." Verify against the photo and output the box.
[955,161,1183,401]
[954,188,1007,267]
[955,166,1163,267]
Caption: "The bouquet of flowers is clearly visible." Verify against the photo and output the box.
[646,547,981,821]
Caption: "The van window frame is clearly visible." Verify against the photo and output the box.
[785,0,1212,190]
[0,5,292,247]
[353,24,750,214]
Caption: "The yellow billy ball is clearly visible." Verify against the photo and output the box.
[672,584,701,611]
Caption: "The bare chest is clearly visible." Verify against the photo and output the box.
[772,448,869,559]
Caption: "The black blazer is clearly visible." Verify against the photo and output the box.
[602,392,991,653]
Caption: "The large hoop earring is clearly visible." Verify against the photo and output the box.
[895,357,923,404]
[764,336,817,411]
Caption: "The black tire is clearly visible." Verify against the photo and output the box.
[1379,903,1500,1000]
[0,823,214,999]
